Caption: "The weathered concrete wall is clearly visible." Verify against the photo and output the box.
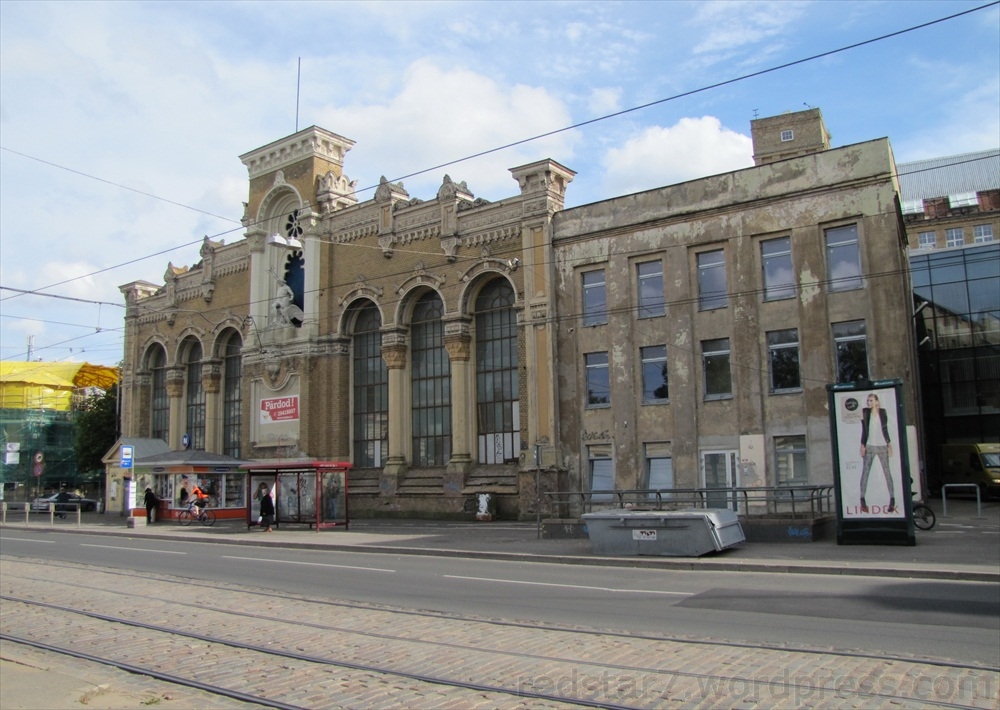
[551,138,917,496]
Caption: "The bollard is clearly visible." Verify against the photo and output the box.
[49,502,55,525]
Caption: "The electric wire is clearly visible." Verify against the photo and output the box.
[1,2,996,305]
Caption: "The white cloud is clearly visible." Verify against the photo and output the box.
[587,88,622,116]
[601,116,753,197]
[315,59,577,199]
[689,1,809,55]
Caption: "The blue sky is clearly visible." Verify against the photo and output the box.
[1,0,998,367]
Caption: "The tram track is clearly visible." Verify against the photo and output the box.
[1,557,997,709]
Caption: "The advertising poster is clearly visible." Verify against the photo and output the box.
[828,380,914,545]
[251,378,301,448]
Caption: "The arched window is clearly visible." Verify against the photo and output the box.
[149,345,168,442]
[475,280,519,463]
[411,292,451,466]
[183,338,205,450]
[351,302,387,468]
[279,248,305,326]
[222,332,243,458]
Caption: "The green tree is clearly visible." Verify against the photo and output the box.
[75,385,119,477]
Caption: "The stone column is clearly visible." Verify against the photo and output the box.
[202,361,222,454]
[444,330,473,486]
[165,367,186,450]
[380,336,408,490]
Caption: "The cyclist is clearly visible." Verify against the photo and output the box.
[190,481,210,521]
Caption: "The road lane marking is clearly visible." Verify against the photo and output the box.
[223,555,395,573]
[0,537,55,543]
[80,544,185,554]
[443,574,693,595]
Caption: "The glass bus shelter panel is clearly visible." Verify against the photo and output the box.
[320,469,348,527]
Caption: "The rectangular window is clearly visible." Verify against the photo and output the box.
[780,129,794,142]
[768,329,801,392]
[582,270,607,326]
[644,442,674,497]
[702,338,732,399]
[918,231,936,249]
[974,225,994,243]
[945,228,964,248]
[775,436,808,486]
[636,260,665,318]
[697,249,728,310]
[585,352,610,406]
[832,320,868,384]
[761,237,794,300]
[589,444,614,502]
[640,345,669,403]
[825,224,862,291]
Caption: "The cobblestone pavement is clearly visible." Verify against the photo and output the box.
[1,557,997,709]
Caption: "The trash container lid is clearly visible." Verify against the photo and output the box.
[582,508,739,525]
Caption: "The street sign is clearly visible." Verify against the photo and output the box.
[121,445,134,470]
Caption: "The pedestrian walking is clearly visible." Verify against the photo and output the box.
[144,487,158,524]
[255,482,275,532]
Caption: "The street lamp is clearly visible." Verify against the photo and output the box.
[269,234,302,249]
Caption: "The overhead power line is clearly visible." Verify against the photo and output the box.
[0,0,996,308]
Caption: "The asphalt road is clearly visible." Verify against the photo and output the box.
[2,527,998,668]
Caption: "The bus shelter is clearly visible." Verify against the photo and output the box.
[243,461,351,531]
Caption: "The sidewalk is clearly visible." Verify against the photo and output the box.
[2,498,998,582]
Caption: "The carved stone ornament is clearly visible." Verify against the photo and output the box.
[317,170,359,213]
[375,175,409,203]
[437,174,474,202]
[441,236,460,261]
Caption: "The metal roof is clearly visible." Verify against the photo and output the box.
[896,149,1000,203]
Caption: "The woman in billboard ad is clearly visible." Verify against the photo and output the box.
[834,387,905,519]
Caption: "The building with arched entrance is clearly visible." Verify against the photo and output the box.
[119,108,920,519]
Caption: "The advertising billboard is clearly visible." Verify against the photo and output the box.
[828,380,915,546]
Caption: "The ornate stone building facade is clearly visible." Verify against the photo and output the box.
[119,108,920,518]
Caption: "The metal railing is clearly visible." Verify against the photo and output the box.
[544,485,835,519]
[941,483,983,518]
[1,501,83,526]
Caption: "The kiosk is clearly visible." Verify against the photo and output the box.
[243,461,351,530]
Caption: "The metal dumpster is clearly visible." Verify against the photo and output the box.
[582,509,745,557]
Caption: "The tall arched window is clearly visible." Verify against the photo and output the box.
[411,292,451,466]
[351,302,388,468]
[475,280,519,463]
[149,345,169,443]
[222,333,242,458]
[183,338,205,450]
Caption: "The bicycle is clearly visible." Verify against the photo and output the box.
[912,501,936,531]
[177,503,216,527]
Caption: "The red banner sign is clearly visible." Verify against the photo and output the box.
[260,396,300,423]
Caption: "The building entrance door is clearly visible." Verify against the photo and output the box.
[701,450,740,511]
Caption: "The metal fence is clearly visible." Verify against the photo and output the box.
[544,485,835,519]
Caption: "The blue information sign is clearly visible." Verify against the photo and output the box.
[121,445,134,470]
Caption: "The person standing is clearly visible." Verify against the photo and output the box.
[859,393,895,513]
[143,487,158,524]
[255,482,275,532]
